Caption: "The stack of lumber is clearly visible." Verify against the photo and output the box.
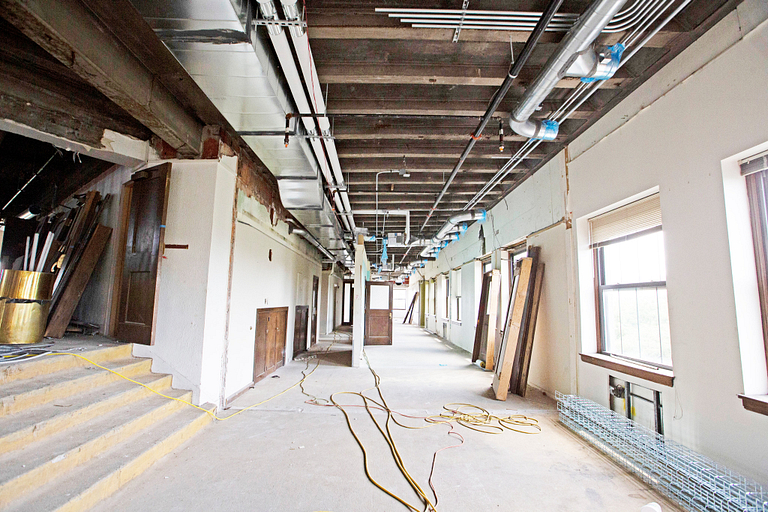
[492,246,545,401]
[7,190,113,338]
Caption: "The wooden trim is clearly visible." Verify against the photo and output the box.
[738,394,768,417]
[224,381,255,408]
[580,353,674,387]
[149,163,172,346]
[163,244,188,250]
[108,181,133,337]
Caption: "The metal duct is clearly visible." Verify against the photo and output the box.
[509,0,628,139]
[129,0,351,265]
[293,228,335,261]
[417,210,485,259]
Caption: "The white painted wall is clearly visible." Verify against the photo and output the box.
[134,158,236,406]
[320,268,343,335]
[223,192,322,399]
[570,8,768,484]
[415,0,768,484]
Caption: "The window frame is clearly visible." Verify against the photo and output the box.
[593,228,672,371]
[744,166,768,371]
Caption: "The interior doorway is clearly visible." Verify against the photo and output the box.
[365,281,393,345]
[341,279,353,326]
[310,275,319,347]
[293,305,308,358]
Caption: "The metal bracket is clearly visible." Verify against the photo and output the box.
[452,0,470,43]
[252,19,307,28]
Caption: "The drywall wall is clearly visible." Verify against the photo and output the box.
[570,9,768,483]
[71,164,132,331]
[223,192,322,399]
[133,158,235,405]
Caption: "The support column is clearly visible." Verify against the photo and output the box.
[351,235,369,367]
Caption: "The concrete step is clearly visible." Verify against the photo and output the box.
[4,402,213,512]
[0,357,152,417]
[0,344,133,386]
[0,372,173,455]
[0,388,193,508]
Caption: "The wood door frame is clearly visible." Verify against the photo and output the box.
[364,280,394,345]
[341,278,354,326]
[111,163,171,345]
[310,275,319,347]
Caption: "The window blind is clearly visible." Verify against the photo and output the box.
[589,194,661,248]
[740,150,768,177]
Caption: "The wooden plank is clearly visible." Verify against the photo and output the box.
[471,271,491,363]
[515,262,544,398]
[492,257,532,401]
[108,181,132,337]
[510,246,540,394]
[45,224,112,338]
[484,269,501,371]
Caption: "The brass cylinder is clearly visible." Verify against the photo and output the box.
[0,301,51,344]
[0,270,55,301]
[0,270,55,344]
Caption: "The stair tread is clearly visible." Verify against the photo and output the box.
[4,403,210,512]
[0,372,170,439]
[0,343,131,386]
[0,356,151,401]
[0,387,192,485]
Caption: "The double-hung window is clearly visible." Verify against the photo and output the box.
[452,268,462,322]
[591,194,673,369]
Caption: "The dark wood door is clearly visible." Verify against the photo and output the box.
[115,164,170,345]
[293,305,308,358]
[254,307,288,383]
[365,281,393,345]
[310,275,319,346]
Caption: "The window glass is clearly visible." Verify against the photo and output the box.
[598,230,672,368]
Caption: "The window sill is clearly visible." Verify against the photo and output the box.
[738,394,768,417]
[451,320,462,326]
[580,353,675,387]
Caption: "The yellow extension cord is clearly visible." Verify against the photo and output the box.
[20,344,540,512]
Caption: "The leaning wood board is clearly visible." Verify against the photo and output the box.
[484,269,501,371]
[45,224,112,338]
[514,262,545,397]
[471,272,492,363]
[492,257,533,401]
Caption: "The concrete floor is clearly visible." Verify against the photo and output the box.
[93,322,680,512]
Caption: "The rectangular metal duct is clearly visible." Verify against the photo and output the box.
[130,0,349,261]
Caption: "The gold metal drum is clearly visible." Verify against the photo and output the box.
[0,270,55,345]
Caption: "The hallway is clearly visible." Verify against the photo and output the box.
[92,322,679,512]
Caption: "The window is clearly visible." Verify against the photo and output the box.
[508,242,528,278]
[591,194,672,369]
[452,268,462,322]
[482,258,492,274]
[430,279,436,315]
[444,274,450,319]
[743,152,768,365]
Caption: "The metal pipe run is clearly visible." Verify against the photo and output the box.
[418,0,565,235]
[293,228,336,261]
[463,0,682,211]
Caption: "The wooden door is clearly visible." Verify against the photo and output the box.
[293,305,308,358]
[310,275,319,346]
[365,281,393,345]
[254,307,288,383]
[115,164,170,345]
[253,309,270,381]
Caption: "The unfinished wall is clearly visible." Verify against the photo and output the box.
[569,6,768,483]
[71,164,132,331]
[223,192,322,399]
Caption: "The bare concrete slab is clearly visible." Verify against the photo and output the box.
[92,324,681,512]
